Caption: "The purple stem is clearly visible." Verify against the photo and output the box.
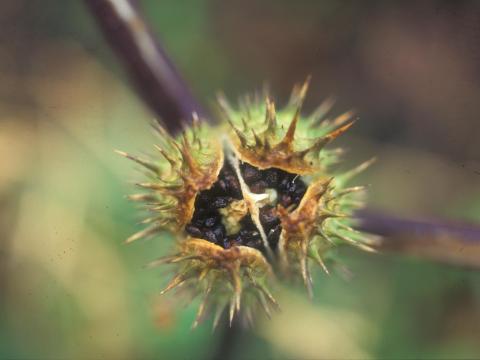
[84,0,208,135]
[357,210,480,268]
[358,210,480,243]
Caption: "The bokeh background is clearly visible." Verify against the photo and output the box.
[1,1,480,359]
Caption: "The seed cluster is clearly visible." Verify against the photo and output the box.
[185,160,308,254]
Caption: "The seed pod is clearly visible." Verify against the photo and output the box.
[121,79,379,327]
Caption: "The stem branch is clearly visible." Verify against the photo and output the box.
[84,0,208,134]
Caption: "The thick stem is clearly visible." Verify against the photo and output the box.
[212,319,242,360]
[357,210,480,268]
[84,0,209,135]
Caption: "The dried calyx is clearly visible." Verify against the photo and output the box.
[121,79,379,327]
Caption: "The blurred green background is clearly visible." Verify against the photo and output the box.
[1,1,479,359]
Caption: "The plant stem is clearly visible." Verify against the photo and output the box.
[358,210,480,268]
[212,319,241,360]
[84,0,208,135]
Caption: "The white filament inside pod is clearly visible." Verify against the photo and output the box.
[223,137,274,257]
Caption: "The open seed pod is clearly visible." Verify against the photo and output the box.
[121,79,379,327]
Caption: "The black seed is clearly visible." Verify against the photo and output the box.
[241,162,262,184]
[244,237,263,250]
[204,216,218,228]
[204,230,215,242]
[192,213,206,227]
[216,178,226,192]
[264,169,279,187]
[223,175,242,198]
[211,197,230,208]
[280,194,292,207]
[185,224,202,238]
[237,229,262,249]
[195,192,210,205]
[239,215,256,230]
[213,225,225,243]
[259,206,279,231]
[294,184,307,196]
[224,234,239,249]
[278,177,291,192]
[216,163,242,198]
[204,227,224,243]
[250,180,268,193]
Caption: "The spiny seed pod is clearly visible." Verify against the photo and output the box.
[120,78,379,327]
